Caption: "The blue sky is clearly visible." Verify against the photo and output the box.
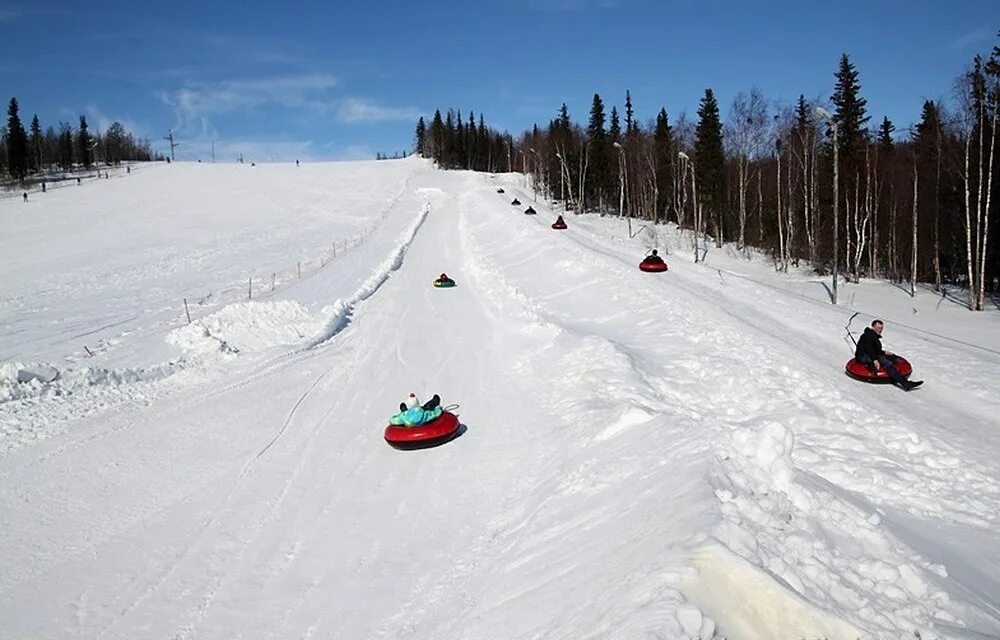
[1,0,997,162]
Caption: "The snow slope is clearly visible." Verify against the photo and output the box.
[1,160,999,639]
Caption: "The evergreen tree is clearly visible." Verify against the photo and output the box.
[558,103,571,131]
[29,114,42,171]
[913,101,942,284]
[795,94,811,131]
[58,122,73,169]
[467,111,477,169]
[586,93,609,210]
[455,114,466,169]
[5,97,29,179]
[694,88,726,241]
[430,110,444,163]
[625,90,635,136]
[77,115,91,168]
[415,116,426,157]
[831,53,871,164]
[444,110,456,168]
[478,114,488,171]
[653,108,674,222]
[878,116,895,152]
[609,106,621,144]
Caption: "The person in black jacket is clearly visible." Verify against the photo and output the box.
[643,249,665,265]
[855,320,922,390]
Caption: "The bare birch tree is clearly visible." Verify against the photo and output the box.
[726,88,769,253]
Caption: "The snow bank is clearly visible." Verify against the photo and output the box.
[0,359,179,455]
[167,300,322,356]
[710,419,959,638]
[685,543,866,640]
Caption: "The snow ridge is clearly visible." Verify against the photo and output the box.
[304,200,432,349]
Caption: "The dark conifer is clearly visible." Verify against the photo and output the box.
[5,97,29,179]
[77,115,92,168]
[586,93,609,210]
[29,114,42,171]
[694,89,726,240]
[415,116,426,157]
[831,53,871,163]
[653,108,674,222]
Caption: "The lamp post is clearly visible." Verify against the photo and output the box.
[678,151,699,262]
[815,106,838,305]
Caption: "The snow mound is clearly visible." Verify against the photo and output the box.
[711,419,960,638]
[167,300,322,356]
[1,361,173,405]
[728,420,796,495]
[1,360,180,455]
[685,543,866,640]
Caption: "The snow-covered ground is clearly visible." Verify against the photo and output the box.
[1,158,999,639]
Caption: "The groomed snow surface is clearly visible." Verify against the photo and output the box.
[2,158,1000,639]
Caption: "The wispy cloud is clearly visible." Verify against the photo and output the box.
[162,74,339,115]
[526,0,622,11]
[953,27,993,50]
[337,98,420,123]
[159,74,339,134]
[200,33,310,66]
[0,2,70,21]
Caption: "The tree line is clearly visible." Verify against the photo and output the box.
[414,109,516,173]
[2,96,159,182]
[416,36,1000,311]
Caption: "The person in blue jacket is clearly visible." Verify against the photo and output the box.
[390,393,443,426]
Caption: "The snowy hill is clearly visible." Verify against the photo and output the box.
[2,158,1000,639]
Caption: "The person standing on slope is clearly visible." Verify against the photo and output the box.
[855,319,922,391]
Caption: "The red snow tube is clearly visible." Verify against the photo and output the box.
[639,260,668,272]
[384,411,460,449]
[845,357,913,383]
[552,221,567,229]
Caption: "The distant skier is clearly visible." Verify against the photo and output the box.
[855,320,922,391]
[22,192,28,202]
